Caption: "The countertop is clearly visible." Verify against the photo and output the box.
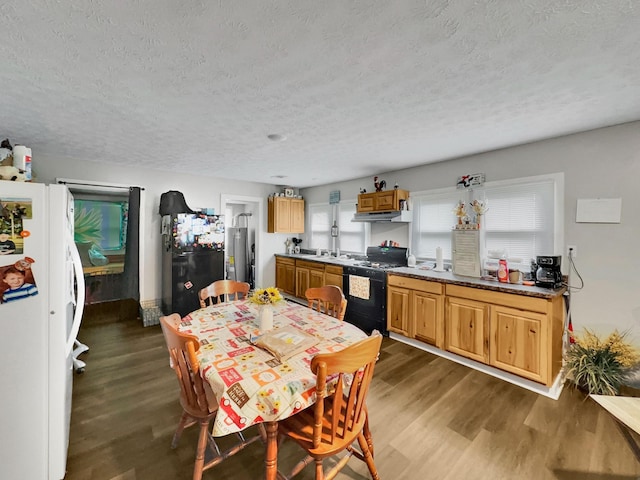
[275,253,566,299]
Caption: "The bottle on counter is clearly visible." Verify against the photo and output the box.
[407,250,416,268]
[498,257,508,283]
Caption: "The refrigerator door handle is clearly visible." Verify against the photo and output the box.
[65,232,86,356]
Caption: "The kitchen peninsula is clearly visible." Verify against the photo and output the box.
[386,267,566,398]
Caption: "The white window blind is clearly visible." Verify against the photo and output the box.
[308,200,368,254]
[475,179,555,266]
[338,200,367,253]
[412,174,560,267]
[411,190,462,260]
[308,203,331,250]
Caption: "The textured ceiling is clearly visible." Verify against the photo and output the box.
[1,1,639,188]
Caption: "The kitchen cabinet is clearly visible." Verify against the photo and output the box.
[275,257,296,296]
[387,275,444,346]
[490,305,547,383]
[445,284,564,385]
[356,189,409,213]
[445,296,489,364]
[268,197,305,233]
[324,265,343,290]
[295,260,324,298]
[276,256,344,299]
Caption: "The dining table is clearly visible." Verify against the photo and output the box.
[178,298,369,480]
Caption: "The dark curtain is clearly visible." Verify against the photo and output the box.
[121,187,141,302]
[85,187,141,306]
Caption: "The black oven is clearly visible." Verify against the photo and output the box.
[342,246,407,335]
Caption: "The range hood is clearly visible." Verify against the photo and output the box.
[352,211,412,223]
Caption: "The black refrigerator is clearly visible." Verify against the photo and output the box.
[162,213,225,317]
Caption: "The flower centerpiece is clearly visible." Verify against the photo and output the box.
[249,287,284,306]
[563,328,640,395]
[249,287,283,331]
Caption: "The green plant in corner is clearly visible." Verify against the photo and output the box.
[563,329,639,395]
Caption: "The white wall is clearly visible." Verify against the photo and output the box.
[302,122,640,339]
[34,155,284,304]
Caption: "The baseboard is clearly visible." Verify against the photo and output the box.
[389,332,565,400]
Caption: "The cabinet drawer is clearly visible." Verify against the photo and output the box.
[445,284,548,314]
[388,275,443,295]
[325,265,343,275]
[296,260,324,270]
[276,256,295,266]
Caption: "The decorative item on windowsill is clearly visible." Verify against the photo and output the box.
[562,329,640,395]
[249,287,284,332]
[470,199,489,228]
[453,200,468,227]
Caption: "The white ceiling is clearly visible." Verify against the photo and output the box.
[1,1,639,188]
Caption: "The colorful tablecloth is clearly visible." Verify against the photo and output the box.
[179,299,368,437]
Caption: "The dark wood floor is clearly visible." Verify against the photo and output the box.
[65,303,640,480]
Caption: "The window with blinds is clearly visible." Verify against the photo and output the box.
[308,203,332,251]
[337,200,367,253]
[411,174,562,268]
[308,200,368,253]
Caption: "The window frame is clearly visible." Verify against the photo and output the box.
[410,173,564,268]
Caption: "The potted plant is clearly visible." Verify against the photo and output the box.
[563,328,640,395]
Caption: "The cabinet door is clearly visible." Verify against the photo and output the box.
[309,268,325,290]
[446,297,488,363]
[284,264,296,295]
[357,193,376,212]
[374,191,396,211]
[295,267,310,298]
[387,286,410,336]
[275,197,291,232]
[290,199,305,233]
[276,261,287,292]
[276,260,296,296]
[413,291,441,346]
[490,305,547,384]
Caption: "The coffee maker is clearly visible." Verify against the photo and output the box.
[535,255,562,288]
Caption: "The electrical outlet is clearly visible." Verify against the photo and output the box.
[567,245,577,259]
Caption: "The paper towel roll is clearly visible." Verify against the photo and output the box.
[13,145,32,181]
[435,247,444,271]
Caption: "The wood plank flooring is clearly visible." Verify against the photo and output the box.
[65,303,640,479]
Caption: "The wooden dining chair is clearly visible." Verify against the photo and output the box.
[305,285,347,321]
[159,314,262,480]
[199,279,250,307]
[277,333,383,480]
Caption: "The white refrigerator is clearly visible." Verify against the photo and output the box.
[0,182,85,479]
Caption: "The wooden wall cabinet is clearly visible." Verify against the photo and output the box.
[356,189,409,213]
[268,197,305,233]
[387,275,444,347]
[275,257,296,296]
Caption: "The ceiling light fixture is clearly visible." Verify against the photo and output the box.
[267,134,286,142]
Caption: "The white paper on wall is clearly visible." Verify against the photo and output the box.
[576,198,622,223]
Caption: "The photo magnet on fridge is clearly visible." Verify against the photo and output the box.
[0,257,38,304]
[0,197,33,255]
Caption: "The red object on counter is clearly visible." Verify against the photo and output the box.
[498,259,508,283]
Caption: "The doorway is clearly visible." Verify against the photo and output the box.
[221,194,262,289]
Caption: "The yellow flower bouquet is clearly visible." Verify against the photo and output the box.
[249,287,284,306]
